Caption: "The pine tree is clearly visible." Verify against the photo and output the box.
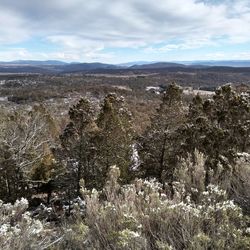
[180,85,250,187]
[95,93,134,186]
[139,83,186,183]
[60,98,98,195]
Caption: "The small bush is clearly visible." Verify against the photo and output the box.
[0,166,249,249]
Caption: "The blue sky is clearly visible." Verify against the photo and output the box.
[0,0,250,63]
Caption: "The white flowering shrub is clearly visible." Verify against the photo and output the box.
[0,198,60,250]
[77,166,250,250]
[0,167,249,249]
[175,150,250,217]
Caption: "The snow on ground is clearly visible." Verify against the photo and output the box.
[131,143,140,170]
[183,89,215,96]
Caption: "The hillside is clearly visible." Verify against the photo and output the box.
[1,60,250,74]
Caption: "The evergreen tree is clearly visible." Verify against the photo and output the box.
[180,85,250,187]
[60,98,98,195]
[139,83,186,183]
[95,93,134,186]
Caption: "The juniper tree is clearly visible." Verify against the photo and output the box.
[139,83,186,183]
[180,85,250,188]
[60,98,98,195]
[95,93,134,186]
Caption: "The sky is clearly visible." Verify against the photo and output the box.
[0,0,250,63]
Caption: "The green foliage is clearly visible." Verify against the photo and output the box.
[58,94,134,195]
[139,83,186,182]
[95,93,134,185]
[59,98,98,195]
[0,85,250,249]
[179,85,250,189]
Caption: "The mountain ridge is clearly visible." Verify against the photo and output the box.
[0,60,250,73]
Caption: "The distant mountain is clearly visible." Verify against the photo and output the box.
[180,60,250,67]
[130,62,186,69]
[118,61,155,67]
[0,65,55,74]
[61,62,121,72]
[0,61,121,74]
[0,60,68,66]
[0,60,250,74]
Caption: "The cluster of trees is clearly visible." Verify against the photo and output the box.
[58,94,133,198]
[139,84,250,212]
[0,83,249,214]
[0,93,134,204]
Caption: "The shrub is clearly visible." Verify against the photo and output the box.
[0,166,249,249]
[77,166,249,250]
[0,198,60,249]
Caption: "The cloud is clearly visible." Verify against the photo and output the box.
[0,0,249,61]
[0,47,115,62]
[0,7,30,44]
[144,37,218,53]
[204,51,250,60]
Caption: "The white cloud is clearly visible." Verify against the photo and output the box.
[0,0,250,61]
[0,7,30,44]
[47,35,105,51]
[204,51,250,60]
[144,36,218,53]
[0,47,115,63]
